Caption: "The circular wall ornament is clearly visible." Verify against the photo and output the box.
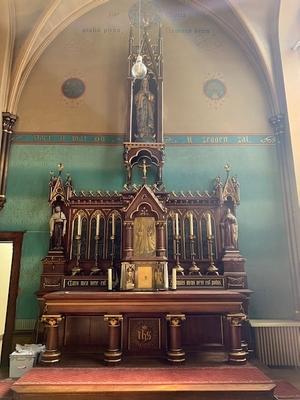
[62,78,85,99]
[203,79,226,100]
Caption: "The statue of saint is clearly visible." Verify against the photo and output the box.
[223,208,238,249]
[134,217,156,257]
[125,264,135,290]
[134,78,155,140]
[49,205,67,250]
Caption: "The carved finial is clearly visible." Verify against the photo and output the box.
[224,163,231,179]
[58,163,64,175]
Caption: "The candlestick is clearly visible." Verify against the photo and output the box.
[108,268,113,291]
[188,234,201,275]
[174,232,184,275]
[172,267,177,290]
[189,212,193,236]
[96,214,100,236]
[72,234,82,276]
[77,214,81,236]
[206,213,212,237]
[175,213,179,236]
[90,233,101,275]
[206,235,219,275]
[111,213,115,237]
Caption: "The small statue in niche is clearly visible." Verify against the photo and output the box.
[223,208,238,249]
[125,264,135,290]
[49,205,67,250]
[134,77,155,140]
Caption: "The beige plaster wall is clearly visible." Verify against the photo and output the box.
[0,242,13,359]
[16,0,271,134]
[279,0,300,204]
[13,0,50,58]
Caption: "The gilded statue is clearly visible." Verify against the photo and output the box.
[134,78,155,140]
[134,217,156,257]
[49,205,67,250]
[223,208,238,249]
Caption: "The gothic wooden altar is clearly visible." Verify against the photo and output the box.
[38,20,251,366]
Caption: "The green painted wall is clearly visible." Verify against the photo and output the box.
[0,142,294,322]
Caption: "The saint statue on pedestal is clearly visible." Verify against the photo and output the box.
[223,208,238,249]
[134,78,155,141]
[49,205,67,250]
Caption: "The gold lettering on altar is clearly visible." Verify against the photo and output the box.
[137,325,152,343]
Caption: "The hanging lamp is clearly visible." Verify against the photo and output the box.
[131,0,147,79]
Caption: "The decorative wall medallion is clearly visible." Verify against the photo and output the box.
[203,79,226,100]
[62,78,85,99]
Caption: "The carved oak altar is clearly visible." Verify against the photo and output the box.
[40,290,247,365]
[38,22,251,367]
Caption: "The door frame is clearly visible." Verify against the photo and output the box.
[0,231,24,366]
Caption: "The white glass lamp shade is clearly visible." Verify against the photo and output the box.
[131,55,147,79]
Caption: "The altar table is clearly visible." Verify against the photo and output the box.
[40,290,247,365]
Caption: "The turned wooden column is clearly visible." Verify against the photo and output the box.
[104,314,123,365]
[123,221,133,259]
[156,221,166,257]
[227,313,247,364]
[40,314,63,364]
[166,314,186,363]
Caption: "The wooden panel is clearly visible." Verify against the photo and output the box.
[64,316,108,347]
[127,317,162,354]
[182,315,223,348]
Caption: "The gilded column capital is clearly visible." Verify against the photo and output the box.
[227,313,247,327]
[104,314,123,327]
[41,314,63,328]
[269,113,285,136]
[123,221,134,228]
[156,220,166,228]
[2,112,17,133]
[166,314,186,326]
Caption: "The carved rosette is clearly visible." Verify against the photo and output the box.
[0,112,17,210]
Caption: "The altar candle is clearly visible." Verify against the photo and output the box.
[108,268,113,291]
[77,214,81,236]
[111,213,115,236]
[175,213,179,236]
[96,214,100,236]
[164,263,169,290]
[206,213,212,237]
[172,267,177,290]
[189,213,194,236]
